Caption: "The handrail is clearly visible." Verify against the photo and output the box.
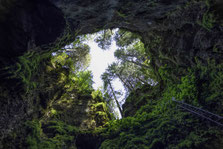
[172,97,223,127]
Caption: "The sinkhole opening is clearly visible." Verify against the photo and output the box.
[52,28,157,119]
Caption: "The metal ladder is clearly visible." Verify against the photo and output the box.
[172,97,223,127]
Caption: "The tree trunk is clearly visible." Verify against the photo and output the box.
[108,80,123,118]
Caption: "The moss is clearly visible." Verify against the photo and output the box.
[193,59,223,113]
[25,120,79,149]
[116,11,127,18]
[90,101,111,127]
[201,12,216,31]
[7,51,51,94]
[52,23,76,51]
[100,107,223,148]
[197,0,216,31]
[161,69,199,108]
[91,89,104,101]
[99,58,223,148]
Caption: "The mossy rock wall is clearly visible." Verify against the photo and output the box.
[0,0,223,148]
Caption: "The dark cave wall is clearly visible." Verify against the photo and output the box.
[0,0,223,148]
[0,0,195,58]
[0,0,66,58]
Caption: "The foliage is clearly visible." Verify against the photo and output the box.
[99,54,223,148]
[51,37,93,94]
[102,69,124,118]
[114,29,140,48]
[94,29,114,50]
[201,12,215,31]
[197,0,216,31]
[194,59,223,113]
[99,83,223,149]
[161,69,199,107]
[73,70,94,94]
[52,36,91,72]
[25,120,79,149]
[91,88,104,101]
[3,12,223,148]
[8,51,51,94]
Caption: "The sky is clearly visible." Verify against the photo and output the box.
[86,36,125,119]
[86,37,124,92]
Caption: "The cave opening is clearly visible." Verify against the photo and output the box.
[46,28,158,149]
[1,0,223,148]
[51,28,156,120]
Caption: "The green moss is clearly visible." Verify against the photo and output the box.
[161,70,199,107]
[116,11,127,18]
[25,120,79,149]
[99,58,223,148]
[197,0,216,31]
[201,12,216,31]
[90,101,111,126]
[91,89,104,101]
[6,51,51,94]
[53,24,75,51]
[51,108,57,115]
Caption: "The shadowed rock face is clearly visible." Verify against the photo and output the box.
[0,0,223,148]
[0,0,66,58]
[48,0,190,34]
[0,0,191,58]
[1,0,222,59]
[1,0,221,65]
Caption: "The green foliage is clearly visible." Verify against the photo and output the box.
[94,29,113,50]
[51,52,69,68]
[51,36,93,94]
[116,11,127,18]
[194,59,223,113]
[73,70,94,94]
[161,70,199,107]
[51,36,91,72]
[197,0,216,31]
[177,72,198,104]
[104,29,152,95]
[201,12,216,31]
[100,100,223,149]
[91,89,104,101]
[25,120,45,149]
[4,20,222,148]
[9,51,50,94]
[114,29,140,48]
[158,64,174,83]
[25,120,79,149]
[99,57,223,148]
[90,90,113,126]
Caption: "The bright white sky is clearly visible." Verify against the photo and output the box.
[86,36,125,119]
[86,38,124,92]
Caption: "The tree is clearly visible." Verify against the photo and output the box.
[51,36,94,94]
[107,62,153,92]
[94,29,113,50]
[65,37,91,71]
[114,29,140,48]
[101,29,157,112]
[114,40,150,69]
[107,62,134,92]
[73,70,94,94]
[101,72,123,118]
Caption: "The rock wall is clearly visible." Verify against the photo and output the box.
[0,0,223,148]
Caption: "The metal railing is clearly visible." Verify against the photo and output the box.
[172,97,223,127]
